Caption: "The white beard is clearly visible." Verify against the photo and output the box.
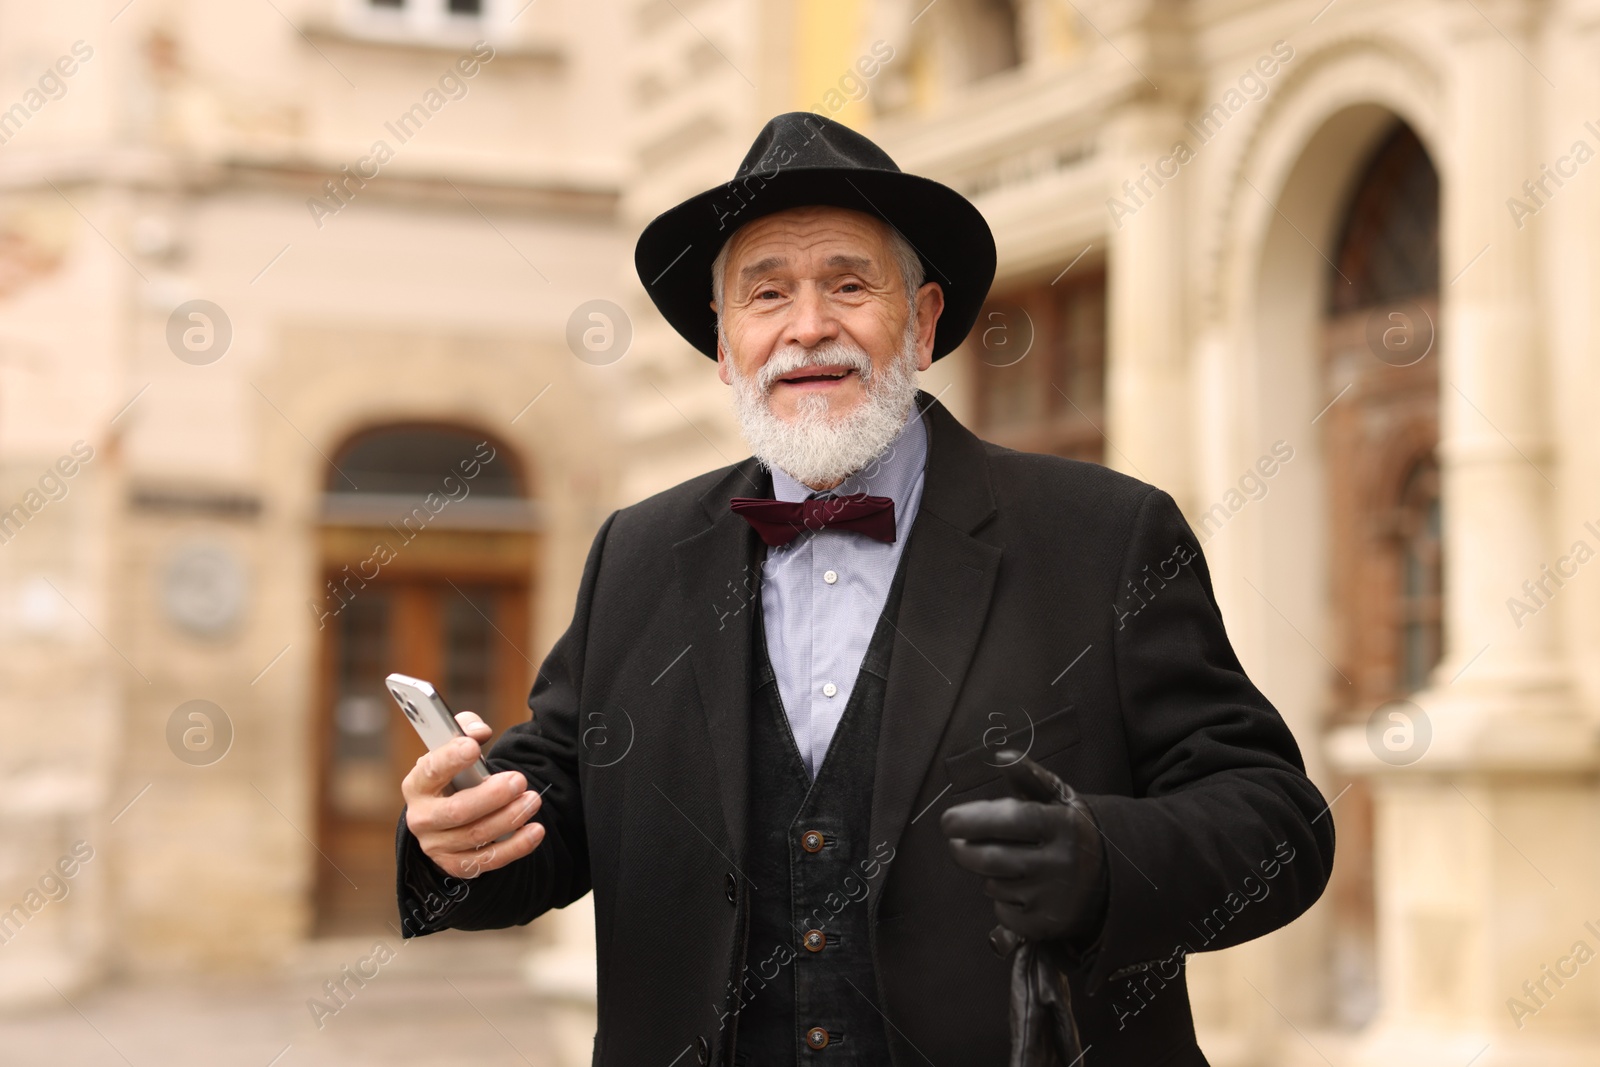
[728,329,920,488]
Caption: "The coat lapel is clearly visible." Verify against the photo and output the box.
[674,458,768,868]
[868,396,1000,915]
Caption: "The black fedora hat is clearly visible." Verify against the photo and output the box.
[634,112,996,362]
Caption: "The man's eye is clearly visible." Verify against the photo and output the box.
[839,283,862,293]
[757,288,782,300]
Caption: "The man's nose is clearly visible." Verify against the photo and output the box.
[783,284,840,349]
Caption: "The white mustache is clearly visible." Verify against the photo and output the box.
[755,341,874,394]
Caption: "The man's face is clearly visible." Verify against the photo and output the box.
[713,206,943,422]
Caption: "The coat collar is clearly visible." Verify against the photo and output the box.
[906,389,996,535]
[674,393,1000,902]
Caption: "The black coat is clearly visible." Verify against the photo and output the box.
[398,397,1334,1066]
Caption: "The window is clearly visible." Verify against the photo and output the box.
[1396,459,1443,694]
[1320,121,1442,709]
[1328,125,1439,315]
[959,0,1022,81]
[321,424,534,530]
[328,424,521,497]
[354,0,494,39]
[368,0,482,13]
[969,267,1107,463]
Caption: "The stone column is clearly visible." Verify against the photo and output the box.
[1333,3,1600,1063]
[1430,7,1574,741]
[1104,99,1195,511]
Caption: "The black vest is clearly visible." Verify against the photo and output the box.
[730,559,908,1065]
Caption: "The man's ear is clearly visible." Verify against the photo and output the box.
[713,309,732,385]
[914,282,945,372]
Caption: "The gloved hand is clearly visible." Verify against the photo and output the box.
[940,750,1109,946]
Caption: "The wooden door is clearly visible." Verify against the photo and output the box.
[313,561,532,935]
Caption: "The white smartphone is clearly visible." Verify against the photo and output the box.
[385,672,492,795]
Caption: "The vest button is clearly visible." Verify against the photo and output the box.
[802,928,826,952]
[801,829,825,853]
[696,1034,710,1063]
[805,1026,830,1049]
[724,871,737,904]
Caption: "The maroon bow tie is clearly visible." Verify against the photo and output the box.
[730,494,897,548]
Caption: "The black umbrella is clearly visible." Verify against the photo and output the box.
[988,754,1091,1067]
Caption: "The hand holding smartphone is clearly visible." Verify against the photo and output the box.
[389,672,525,855]
[386,672,492,794]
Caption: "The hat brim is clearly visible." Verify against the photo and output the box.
[634,167,996,362]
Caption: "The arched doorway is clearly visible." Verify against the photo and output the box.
[1318,121,1442,1027]
[312,423,539,934]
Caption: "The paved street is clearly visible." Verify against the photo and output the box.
[0,930,594,1067]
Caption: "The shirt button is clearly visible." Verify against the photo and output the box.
[803,929,827,952]
[823,569,838,585]
[801,829,825,852]
[806,1026,830,1050]
[822,682,838,698]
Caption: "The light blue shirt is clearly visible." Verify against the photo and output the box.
[760,410,929,779]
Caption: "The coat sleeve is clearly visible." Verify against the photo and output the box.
[1075,489,1335,993]
[394,511,615,936]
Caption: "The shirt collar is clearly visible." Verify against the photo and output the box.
[769,406,929,510]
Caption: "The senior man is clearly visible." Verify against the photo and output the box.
[396,113,1334,1066]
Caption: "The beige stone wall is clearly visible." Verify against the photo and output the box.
[0,187,135,1002]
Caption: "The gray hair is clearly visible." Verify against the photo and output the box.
[711,222,926,321]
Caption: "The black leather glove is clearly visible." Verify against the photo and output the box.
[940,750,1109,946]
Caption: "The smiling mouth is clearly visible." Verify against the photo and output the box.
[776,367,857,387]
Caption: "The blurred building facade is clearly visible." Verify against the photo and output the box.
[0,1,633,1049]
[1,1,1598,1065]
